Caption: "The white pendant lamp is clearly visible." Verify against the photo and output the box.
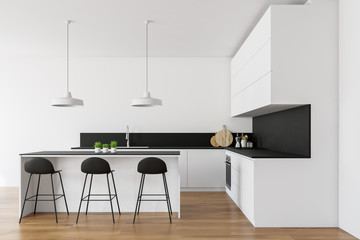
[52,20,84,107]
[132,20,162,107]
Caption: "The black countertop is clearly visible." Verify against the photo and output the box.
[226,147,309,158]
[20,151,180,156]
[69,147,308,158]
[71,146,224,150]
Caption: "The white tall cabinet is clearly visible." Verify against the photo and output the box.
[231,5,314,117]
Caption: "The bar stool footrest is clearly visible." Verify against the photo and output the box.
[138,193,167,201]
[141,193,167,196]
[26,194,65,201]
[81,194,117,202]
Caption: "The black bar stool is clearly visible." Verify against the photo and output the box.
[133,157,172,223]
[76,157,121,223]
[19,157,69,223]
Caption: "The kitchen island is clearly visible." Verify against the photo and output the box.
[19,151,181,219]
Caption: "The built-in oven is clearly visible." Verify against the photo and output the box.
[225,155,231,190]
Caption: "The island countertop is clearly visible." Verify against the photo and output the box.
[20,150,180,156]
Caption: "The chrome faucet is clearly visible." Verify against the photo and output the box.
[126,125,130,147]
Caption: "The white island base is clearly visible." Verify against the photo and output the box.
[19,152,180,219]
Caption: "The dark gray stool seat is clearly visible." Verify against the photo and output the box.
[25,157,56,174]
[137,157,167,174]
[133,157,172,223]
[19,157,69,223]
[81,157,111,174]
[76,157,121,224]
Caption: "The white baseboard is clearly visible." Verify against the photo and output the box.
[181,187,225,192]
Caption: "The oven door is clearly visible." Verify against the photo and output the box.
[225,156,231,190]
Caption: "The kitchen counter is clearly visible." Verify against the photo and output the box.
[71,146,224,150]
[20,150,180,156]
[67,147,308,158]
[226,147,309,158]
[19,151,181,219]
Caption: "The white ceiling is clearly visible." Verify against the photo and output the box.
[0,0,307,57]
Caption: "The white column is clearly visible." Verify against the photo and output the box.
[339,0,360,238]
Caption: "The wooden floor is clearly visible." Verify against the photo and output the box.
[0,187,356,240]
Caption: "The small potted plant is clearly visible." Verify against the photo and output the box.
[102,143,109,153]
[94,142,101,153]
[110,141,117,153]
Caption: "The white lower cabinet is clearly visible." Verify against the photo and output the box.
[187,149,225,189]
[226,151,255,225]
[178,150,188,188]
[120,149,223,190]
[225,150,321,227]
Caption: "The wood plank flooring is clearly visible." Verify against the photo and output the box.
[0,187,356,240]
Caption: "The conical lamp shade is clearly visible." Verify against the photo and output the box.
[132,91,162,107]
[52,92,84,107]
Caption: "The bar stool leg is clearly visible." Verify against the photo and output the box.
[162,173,172,223]
[76,173,88,224]
[50,173,58,223]
[163,173,172,215]
[33,174,41,215]
[19,174,33,223]
[137,174,145,215]
[133,174,144,223]
[110,172,121,215]
[85,174,93,215]
[106,173,115,223]
[58,172,69,215]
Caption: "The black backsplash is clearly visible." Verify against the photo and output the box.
[253,105,311,157]
[80,132,252,148]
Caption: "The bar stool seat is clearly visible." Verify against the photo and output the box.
[137,157,167,174]
[76,157,121,223]
[19,157,69,223]
[133,157,172,223]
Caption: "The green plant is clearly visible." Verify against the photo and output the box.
[110,141,117,148]
[94,142,101,148]
[102,143,109,148]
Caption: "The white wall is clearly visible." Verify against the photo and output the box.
[339,0,360,238]
[0,57,251,186]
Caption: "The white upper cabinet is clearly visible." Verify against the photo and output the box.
[231,5,312,117]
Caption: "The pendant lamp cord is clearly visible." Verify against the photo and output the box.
[145,21,149,93]
[66,20,70,93]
